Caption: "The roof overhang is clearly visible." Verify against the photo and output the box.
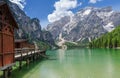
[0,0,19,29]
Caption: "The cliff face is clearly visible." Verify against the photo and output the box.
[7,1,55,47]
[47,7,120,43]
[47,16,71,40]
[8,2,42,40]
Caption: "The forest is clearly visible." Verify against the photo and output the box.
[89,25,120,48]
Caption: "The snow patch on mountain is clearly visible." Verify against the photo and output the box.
[9,0,26,10]
[83,9,91,16]
[97,11,114,20]
[103,22,115,32]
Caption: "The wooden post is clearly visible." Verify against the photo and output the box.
[36,53,38,60]
[30,49,33,62]
[26,49,29,66]
[34,50,37,61]
[19,50,22,70]
[19,60,22,70]
[30,49,32,62]
[8,67,12,77]
[26,59,30,66]
[3,69,8,78]
[33,49,36,61]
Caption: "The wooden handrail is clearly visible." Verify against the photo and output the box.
[15,48,35,54]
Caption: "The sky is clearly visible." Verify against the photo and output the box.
[10,0,120,28]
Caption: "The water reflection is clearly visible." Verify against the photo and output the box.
[18,48,120,78]
[88,49,92,62]
[58,49,66,63]
[106,50,113,78]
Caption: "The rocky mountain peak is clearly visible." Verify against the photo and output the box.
[5,0,55,47]
[47,6,120,43]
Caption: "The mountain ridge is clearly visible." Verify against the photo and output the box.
[47,6,120,44]
[7,0,56,48]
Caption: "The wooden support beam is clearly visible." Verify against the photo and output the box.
[3,69,8,78]
[19,60,22,70]
[19,50,23,70]
[26,59,30,66]
[8,67,12,77]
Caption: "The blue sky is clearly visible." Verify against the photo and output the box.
[10,0,120,28]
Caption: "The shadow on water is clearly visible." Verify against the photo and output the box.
[0,58,45,78]
[11,59,45,78]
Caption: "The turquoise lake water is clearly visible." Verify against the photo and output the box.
[9,48,120,78]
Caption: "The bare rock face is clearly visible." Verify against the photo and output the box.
[6,1,55,46]
[47,6,120,43]
[8,2,42,40]
[47,16,71,40]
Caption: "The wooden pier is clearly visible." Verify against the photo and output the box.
[0,1,48,78]
[15,48,47,69]
[0,48,47,78]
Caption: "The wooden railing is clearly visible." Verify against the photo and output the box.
[14,48,47,70]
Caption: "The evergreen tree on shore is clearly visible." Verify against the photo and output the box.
[89,25,120,48]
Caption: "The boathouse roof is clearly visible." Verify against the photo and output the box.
[0,0,18,28]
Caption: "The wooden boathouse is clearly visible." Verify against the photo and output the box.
[0,0,47,78]
[15,39,35,49]
[14,39,47,70]
[0,0,18,78]
[0,0,18,70]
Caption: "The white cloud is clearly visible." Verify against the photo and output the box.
[48,0,82,23]
[9,0,26,10]
[89,0,102,4]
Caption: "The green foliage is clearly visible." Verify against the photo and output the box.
[65,42,77,47]
[65,42,88,49]
[36,41,51,50]
[90,26,120,48]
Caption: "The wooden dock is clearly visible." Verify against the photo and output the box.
[0,48,47,78]
[14,48,47,70]
[0,1,48,78]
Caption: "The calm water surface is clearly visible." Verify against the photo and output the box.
[21,49,120,78]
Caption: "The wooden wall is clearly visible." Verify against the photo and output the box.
[0,4,15,67]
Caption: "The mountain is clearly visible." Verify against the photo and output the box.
[47,16,71,40]
[47,6,120,44]
[89,25,120,48]
[7,1,55,48]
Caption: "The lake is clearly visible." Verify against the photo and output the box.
[8,48,120,78]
